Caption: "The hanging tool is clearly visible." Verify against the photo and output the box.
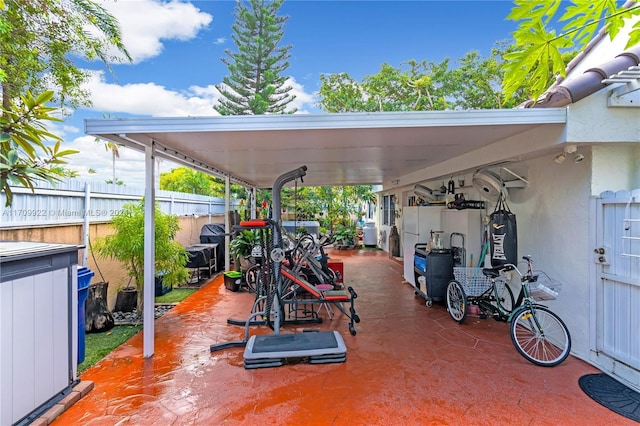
[448,177,455,194]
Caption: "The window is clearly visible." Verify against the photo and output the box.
[382,194,396,226]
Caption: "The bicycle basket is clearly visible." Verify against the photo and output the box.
[453,267,492,297]
[527,271,562,301]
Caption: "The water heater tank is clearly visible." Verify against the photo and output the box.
[363,220,377,246]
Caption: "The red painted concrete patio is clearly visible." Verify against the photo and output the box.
[53,250,633,425]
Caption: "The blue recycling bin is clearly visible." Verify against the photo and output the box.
[77,267,94,364]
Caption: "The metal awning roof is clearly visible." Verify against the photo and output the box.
[85,107,569,358]
[85,108,567,189]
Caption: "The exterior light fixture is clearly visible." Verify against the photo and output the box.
[553,153,567,164]
[554,144,584,164]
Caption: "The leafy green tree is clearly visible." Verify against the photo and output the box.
[51,166,80,178]
[503,0,640,101]
[93,200,189,315]
[214,0,296,115]
[159,166,248,201]
[0,0,131,108]
[316,51,527,113]
[0,0,130,206]
[0,91,78,206]
[280,185,375,232]
[160,167,216,195]
[318,60,453,113]
[94,114,124,184]
[446,43,529,110]
[316,73,369,113]
[94,139,123,184]
[105,178,124,186]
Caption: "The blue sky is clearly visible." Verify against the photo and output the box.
[62,0,521,187]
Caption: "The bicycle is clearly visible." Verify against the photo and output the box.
[244,231,337,294]
[445,255,572,367]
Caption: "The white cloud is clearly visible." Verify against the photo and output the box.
[83,71,221,117]
[285,78,317,113]
[62,134,179,188]
[98,0,213,63]
[81,71,317,117]
[63,135,142,185]
[52,0,320,186]
[64,73,318,186]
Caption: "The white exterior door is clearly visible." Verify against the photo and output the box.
[592,189,640,392]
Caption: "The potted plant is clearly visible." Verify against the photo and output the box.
[333,224,357,248]
[229,229,257,271]
[93,199,189,315]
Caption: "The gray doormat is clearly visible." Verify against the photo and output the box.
[578,373,640,422]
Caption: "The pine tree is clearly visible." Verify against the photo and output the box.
[215,0,296,115]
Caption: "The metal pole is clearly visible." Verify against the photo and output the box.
[83,183,90,267]
[143,142,156,358]
[225,175,231,272]
[269,166,307,334]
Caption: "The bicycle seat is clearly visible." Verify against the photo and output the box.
[482,264,515,278]
[482,268,501,278]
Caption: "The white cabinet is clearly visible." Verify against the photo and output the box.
[0,242,78,425]
[441,209,485,268]
[402,206,442,286]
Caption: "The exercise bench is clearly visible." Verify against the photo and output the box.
[280,265,360,336]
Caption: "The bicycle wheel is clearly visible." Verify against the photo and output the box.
[446,280,467,324]
[494,280,515,315]
[244,264,260,294]
[509,305,571,367]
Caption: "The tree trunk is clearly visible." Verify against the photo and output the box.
[85,281,115,333]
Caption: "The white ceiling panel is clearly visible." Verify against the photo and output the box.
[85,109,567,188]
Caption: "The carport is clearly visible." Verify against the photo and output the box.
[85,108,568,357]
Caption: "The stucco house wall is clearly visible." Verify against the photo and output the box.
[382,19,639,383]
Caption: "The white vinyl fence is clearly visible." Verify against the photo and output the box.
[0,180,237,228]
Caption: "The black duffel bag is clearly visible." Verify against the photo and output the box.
[489,194,517,267]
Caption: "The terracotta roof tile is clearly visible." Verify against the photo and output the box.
[530,45,640,108]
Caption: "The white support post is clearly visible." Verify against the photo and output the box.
[251,187,257,219]
[225,175,231,272]
[143,142,156,358]
[83,183,91,266]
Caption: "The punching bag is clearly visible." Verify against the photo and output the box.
[489,194,517,267]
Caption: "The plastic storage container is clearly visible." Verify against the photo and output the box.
[224,271,243,292]
[414,248,453,306]
[155,272,172,296]
[424,250,453,304]
[77,267,94,364]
